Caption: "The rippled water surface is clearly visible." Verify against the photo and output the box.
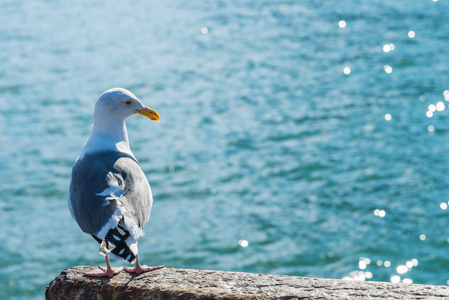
[2,0,449,298]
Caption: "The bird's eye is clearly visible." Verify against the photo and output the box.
[125,101,132,105]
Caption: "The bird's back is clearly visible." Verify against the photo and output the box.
[69,151,152,238]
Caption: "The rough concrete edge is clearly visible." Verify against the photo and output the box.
[45,266,449,300]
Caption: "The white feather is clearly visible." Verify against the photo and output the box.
[96,172,123,198]
[96,209,122,240]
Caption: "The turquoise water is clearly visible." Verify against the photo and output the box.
[2,0,449,298]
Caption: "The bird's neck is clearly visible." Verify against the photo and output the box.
[79,116,135,160]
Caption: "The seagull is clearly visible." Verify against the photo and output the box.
[68,88,164,277]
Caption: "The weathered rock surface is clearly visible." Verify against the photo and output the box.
[46,266,449,299]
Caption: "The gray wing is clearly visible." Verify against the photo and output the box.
[69,151,152,239]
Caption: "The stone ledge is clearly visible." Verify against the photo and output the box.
[46,266,449,299]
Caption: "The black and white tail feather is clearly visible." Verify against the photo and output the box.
[92,223,136,263]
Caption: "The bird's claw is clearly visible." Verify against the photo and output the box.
[124,265,164,275]
[84,266,123,277]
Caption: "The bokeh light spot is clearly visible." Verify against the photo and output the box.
[383,65,393,74]
[397,265,408,274]
[391,275,401,283]
[383,44,395,52]
[238,239,249,247]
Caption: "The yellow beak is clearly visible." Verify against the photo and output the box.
[137,106,160,121]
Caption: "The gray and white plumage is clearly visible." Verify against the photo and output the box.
[68,88,160,263]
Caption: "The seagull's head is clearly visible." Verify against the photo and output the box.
[94,87,160,122]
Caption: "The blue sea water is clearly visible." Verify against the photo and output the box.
[2,0,449,298]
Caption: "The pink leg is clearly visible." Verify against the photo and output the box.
[84,254,123,277]
[123,255,164,275]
